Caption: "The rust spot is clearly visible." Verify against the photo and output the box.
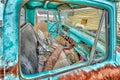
[58,64,120,80]
[0,63,18,78]
[0,68,4,78]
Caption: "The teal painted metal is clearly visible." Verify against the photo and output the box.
[26,9,35,25]
[116,52,120,65]
[47,21,58,37]
[0,1,4,68]
[54,0,117,62]
[47,11,62,37]
[0,0,118,80]
[2,0,23,79]
[60,25,105,60]
[25,0,44,9]
[21,0,116,79]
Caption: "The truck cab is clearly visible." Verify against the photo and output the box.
[0,0,120,80]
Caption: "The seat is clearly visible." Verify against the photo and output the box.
[20,23,38,74]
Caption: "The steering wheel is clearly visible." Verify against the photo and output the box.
[49,21,61,33]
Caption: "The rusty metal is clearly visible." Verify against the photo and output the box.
[58,64,120,80]
[0,63,18,78]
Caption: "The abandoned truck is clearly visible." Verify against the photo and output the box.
[0,0,120,80]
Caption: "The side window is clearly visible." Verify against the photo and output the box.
[19,1,109,80]
[60,8,108,63]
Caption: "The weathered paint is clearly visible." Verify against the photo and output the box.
[2,0,22,79]
[0,0,118,80]
[26,9,35,25]
[0,1,4,79]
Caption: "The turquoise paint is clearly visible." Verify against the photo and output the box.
[68,33,80,43]
[26,9,35,25]
[116,52,120,65]
[0,2,4,20]
[47,11,61,37]
[1,0,118,80]
[2,0,23,79]
[0,2,4,67]
[61,0,116,62]
[63,24,105,54]
[3,0,22,62]
[25,1,44,9]
[20,1,116,79]
[0,2,4,80]
[74,47,89,60]
[47,21,58,37]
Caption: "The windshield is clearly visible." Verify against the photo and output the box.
[60,7,105,42]
[60,7,107,62]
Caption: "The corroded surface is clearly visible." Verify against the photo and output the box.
[58,64,120,80]
[0,1,4,80]
[0,63,18,78]
[2,0,22,79]
[0,0,118,80]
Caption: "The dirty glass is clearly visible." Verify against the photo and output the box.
[60,7,107,62]
[20,6,107,75]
